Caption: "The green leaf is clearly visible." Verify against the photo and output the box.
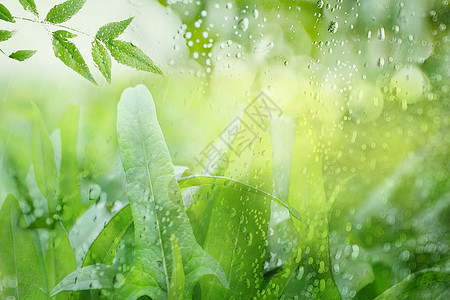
[59,105,84,227]
[168,235,185,300]
[32,103,59,216]
[96,17,134,42]
[82,204,133,267]
[19,0,38,17]
[115,84,228,299]
[0,194,47,299]
[51,31,97,85]
[0,4,15,23]
[106,40,162,75]
[45,0,86,24]
[9,50,37,61]
[50,264,118,296]
[0,29,15,42]
[53,29,77,39]
[264,112,340,299]
[374,268,450,299]
[92,40,111,83]
[45,222,77,300]
[179,175,301,221]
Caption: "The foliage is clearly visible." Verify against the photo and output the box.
[0,0,161,83]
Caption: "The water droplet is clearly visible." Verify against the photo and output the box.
[328,21,339,34]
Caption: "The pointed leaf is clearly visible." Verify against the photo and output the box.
[106,40,162,75]
[168,235,185,300]
[96,17,134,42]
[50,264,118,296]
[82,204,133,267]
[0,194,47,299]
[0,4,15,23]
[53,29,77,39]
[52,31,97,85]
[179,175,301,221]
[19,0,38,17]
[115,85,228,298]
[9,50,37,61]
[32,103,59,216]
[45,222,77,299]
[0,29,15,42]
[45,0,86,24]
[92,40,111,83]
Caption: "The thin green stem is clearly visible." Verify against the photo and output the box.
[0,48,5,55]
[13,15,95,38]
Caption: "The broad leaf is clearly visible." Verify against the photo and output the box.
[179,175,300,221]
[115,84,228,299]
[0,194,47,299]
[168,235,185,300]
[19,0,38,16]
[0,4,14,23]
[0,29,15,42]
[32,103,59,216]
[9,50,37,61]
[52,30,96,85]
[45,0,86,24]
[107,40,162,75]
[59,105,83,227]
[374,268,450,299]
[50,264,118,296]
[96,17,134,42]
[92,40,111,83]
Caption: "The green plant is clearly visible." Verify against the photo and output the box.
[0,0,161,84]
[2,84,447,299]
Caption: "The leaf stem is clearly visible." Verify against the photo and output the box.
[13,15,95,38]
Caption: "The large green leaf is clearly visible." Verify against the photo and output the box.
[50,264,118,296]
[45,0,86,24]
[115,84,228,299]
[0,29,15,42]
[374,268,450,299]
[0,194,47,299]
[96,17,134,42]
[0,4,15,23]
[32,103,59,216]
[179,175,300,221]
[91,40,112,83]
[19,0,38,16]
[107,40,162,75]
[59,105,83,227]
[51,30,96,85]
